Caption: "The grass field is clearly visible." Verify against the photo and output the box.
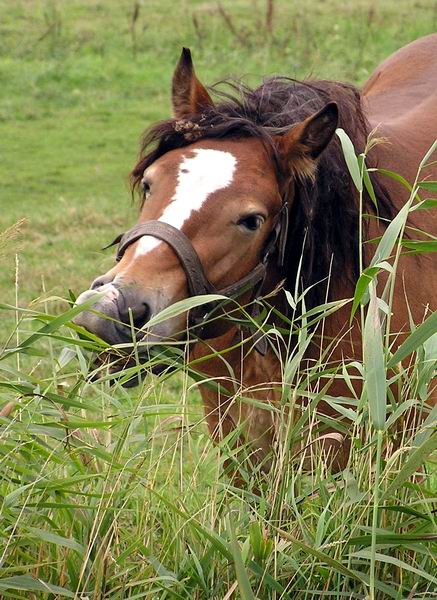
[1,1,437,598]
[1,0,437,317]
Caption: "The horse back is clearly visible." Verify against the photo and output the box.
[363,33,437,186]
[347,36,437,407]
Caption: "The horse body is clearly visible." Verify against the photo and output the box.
[362,34,437,355]
[364,34,437,244]
[364,33,437,166]
[75,36,437,471]
[195,35,437,467]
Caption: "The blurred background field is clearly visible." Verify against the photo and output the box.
[1,0,436,327]
[1,2,436,598]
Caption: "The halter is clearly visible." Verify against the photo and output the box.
[104,202,289,345]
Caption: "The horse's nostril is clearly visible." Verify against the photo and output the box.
[91,274,113,290]
[132,304,150,330]
[123,303,150,331]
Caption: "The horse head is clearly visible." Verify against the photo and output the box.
[74,49,339,347]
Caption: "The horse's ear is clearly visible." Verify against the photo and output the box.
[172,48,214,118]
[276,102,338,178]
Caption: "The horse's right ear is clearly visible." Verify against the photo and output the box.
[172,48,214,119]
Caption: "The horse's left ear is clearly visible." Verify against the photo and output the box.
[172,48,214,118]
[276,102,338,178]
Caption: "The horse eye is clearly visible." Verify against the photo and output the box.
[237,214,264,231]
[142,180,151,197]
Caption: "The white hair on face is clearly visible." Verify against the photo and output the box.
[134,148,237,257]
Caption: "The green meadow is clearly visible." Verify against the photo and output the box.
[1,0,436,313]
[1,1,436,598]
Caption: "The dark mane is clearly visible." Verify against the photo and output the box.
[131,78,394,307]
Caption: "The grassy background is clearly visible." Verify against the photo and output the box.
[1,0,437,321]
[1,1,436,598]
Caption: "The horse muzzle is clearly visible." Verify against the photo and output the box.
[73,282,180,346]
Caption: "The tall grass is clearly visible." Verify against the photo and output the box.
[0,140,436,599]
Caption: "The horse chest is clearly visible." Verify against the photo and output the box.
[192,331,282,452]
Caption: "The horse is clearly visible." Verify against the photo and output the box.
[74,34,437,473]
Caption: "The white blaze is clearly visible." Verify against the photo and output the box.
[134,148,237,257]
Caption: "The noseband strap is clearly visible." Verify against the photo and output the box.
[107,220,272,301]
[115,221,216,297]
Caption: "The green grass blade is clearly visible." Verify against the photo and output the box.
[348,533,437,546]
[1,295,104,360]
[227,515,255,600]
[336,128,363,191]
[419,138,437,167]
[419,180,437,192]
[387,312,437,367]
[146,293,228,328]
[381,432,437,500]
[0,576,74,598]
[370,201,410,267]
[350,550,437,586]
[25,527,85,554]
[363,287,387,430]
[275,528,367,583]
[377,168,413,192]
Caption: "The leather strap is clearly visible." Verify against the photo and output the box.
[108,221,272,301]
[277,201,289,267]
[115,222,214,297]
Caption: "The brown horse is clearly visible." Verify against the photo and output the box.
[75,35,437,471]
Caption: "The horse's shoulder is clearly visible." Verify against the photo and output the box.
[363,34,437,125]
[363,33,437,100]
[361,35,437,181]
